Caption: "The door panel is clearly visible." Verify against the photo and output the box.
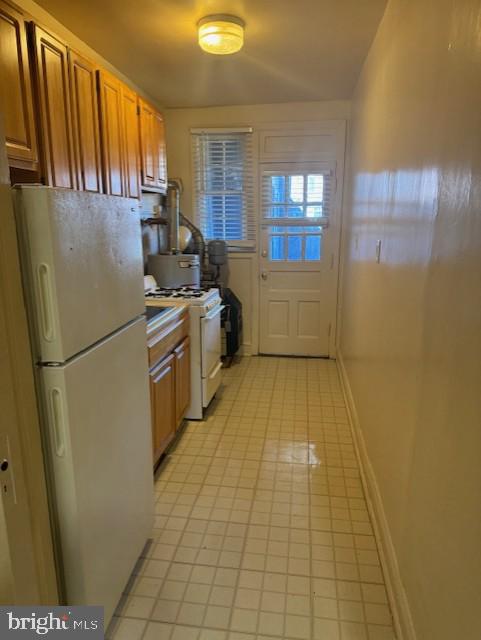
[69,51,102,193]
[121,85,140,199]
[41,318,153,624]
[15,186,144,362]
[138,98,155,187]
[259,163,336,356]
[200,305,222,377]
[32,25,75,188]
[97,70,124,196]
[153,110,167,191]
[138,98,167,192]
[0,1,38,170]
[150,353,176,463]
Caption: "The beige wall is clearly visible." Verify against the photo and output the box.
[164,101,350,353]
[339,0,481,638]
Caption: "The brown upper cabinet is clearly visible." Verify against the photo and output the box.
[120,84,140,199]
[97,70,141,199]
[0,4,167,194]
[138,97,167,193]
[68,50,102,193]
[97,70,124,197]
[30,24,76,189]
[0,0,38,171]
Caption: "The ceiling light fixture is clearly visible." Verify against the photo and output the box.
[198,15,245,55]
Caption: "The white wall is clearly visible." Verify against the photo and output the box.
[164,101,350,354]
[339,0,481,638]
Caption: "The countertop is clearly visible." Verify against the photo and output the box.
[145,302,188,337]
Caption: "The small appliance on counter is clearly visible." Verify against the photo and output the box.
[145,276,223,419]
[146,180,200,288]
[147,253,200,288]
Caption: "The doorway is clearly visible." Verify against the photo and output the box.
[258,162,339,356]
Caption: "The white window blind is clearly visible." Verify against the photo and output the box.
[192,131,255,248]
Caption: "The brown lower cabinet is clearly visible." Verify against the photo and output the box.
[150,353,176,464]
[148,313,191,467]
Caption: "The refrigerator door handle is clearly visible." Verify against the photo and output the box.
[37,263,55,342]
[49,388,66,457]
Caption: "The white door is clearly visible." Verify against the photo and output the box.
[259,163,338,356]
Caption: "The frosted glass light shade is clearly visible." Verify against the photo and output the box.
[198,15,244,55]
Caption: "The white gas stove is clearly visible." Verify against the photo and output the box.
[145,284,221,313]
[144,277,223,420]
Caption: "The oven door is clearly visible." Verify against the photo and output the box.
[200,303,224,378]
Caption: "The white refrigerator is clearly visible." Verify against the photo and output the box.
[14,186,154,625]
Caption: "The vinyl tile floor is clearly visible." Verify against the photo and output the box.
[108,356,396,640]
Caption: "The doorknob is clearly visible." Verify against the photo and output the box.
[261,271,268,280]
[261,250,267,258]
[0,459,8,471]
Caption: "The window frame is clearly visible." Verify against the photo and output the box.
[191,128,255,251]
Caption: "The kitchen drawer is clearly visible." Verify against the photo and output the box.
[148,311,188,369]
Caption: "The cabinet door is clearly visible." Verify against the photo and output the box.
[153,110,167,193]
[0,0,37,170]
[150,353,176,464]
[31,25,75,188]
[138,98,155,188]
[69,50,102,192]
[175,336,191,428]
[121,85,140,199]
[97,70,124,196]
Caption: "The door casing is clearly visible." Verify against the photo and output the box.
[0,116,58,604]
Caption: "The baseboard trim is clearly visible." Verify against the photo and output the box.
[337,350,417,640]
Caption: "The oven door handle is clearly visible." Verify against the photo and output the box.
[209,361,223,379]
[204,304,225,321]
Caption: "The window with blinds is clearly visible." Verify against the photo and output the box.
[261,168,333,222]
[192,131,255,248]
[260,166,334,262]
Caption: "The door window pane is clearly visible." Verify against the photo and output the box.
[287,176,304,203]
[264,172,329,221]
[269,236,284,260]
[266,226,323,261]
[271,176,285,203]
[305,235,322,260]
[306,205,323,217]
[287,236,302,261]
